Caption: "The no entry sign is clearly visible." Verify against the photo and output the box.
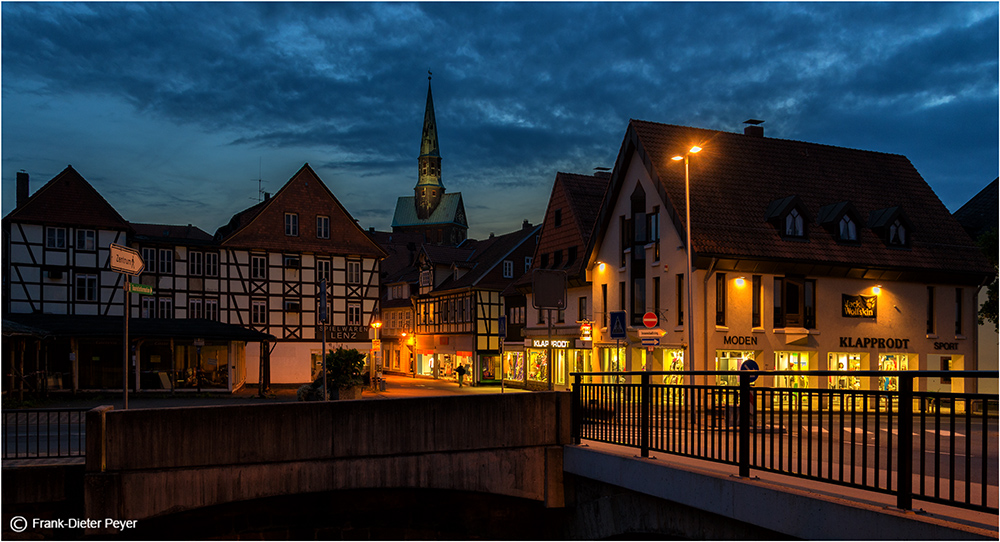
[642,312,658,328]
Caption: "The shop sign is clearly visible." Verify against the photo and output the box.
[934,342,959,350]
[842,294,877,318]
[328,325,368,341]
[532,339,569,348]
[579,322,593,341]
[839,336,910,349]
[723,335,757,346]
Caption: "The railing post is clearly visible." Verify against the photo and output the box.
[572,373,581,445]
[897,375,913,510]
[739,374,751,477]
[640,372,650,458]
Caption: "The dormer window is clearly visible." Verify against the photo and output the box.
[785,209,804,237]
[839,215,857,241]
[889,219,906,246]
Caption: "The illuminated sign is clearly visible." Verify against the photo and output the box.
[579,322,593,341]
[839,337,910,350]
[328,325,368,341]
[842,294,877,318]
[532,339,569,348]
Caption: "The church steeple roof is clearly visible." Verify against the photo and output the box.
[419,76,440,161]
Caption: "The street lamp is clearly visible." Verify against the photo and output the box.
[371,320,382,390]
[672,145,702,372]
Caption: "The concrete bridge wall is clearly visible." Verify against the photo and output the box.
[84,392,571,525]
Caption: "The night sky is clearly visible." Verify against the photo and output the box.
[2,2,996,240]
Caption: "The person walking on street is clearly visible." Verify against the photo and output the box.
[456,363,466,387]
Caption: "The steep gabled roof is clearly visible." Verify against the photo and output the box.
[131,223,214,245]
[953,178,998,240]
[588,119,992,283]
[433,224,540,292]
[517,171,609,291]
[391,193,466,228]
[3,166,130,230]
[215,163,385,258]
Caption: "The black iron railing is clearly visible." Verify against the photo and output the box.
[571,370,997,513]
[2,408,89,459]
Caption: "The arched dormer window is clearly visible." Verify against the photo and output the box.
[839,215,857,241]
[785,209,804,237]
[868,206,912,248]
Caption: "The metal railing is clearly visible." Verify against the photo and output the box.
[571,370,997,513]
[2,408,89,459]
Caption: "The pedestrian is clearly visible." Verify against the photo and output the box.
[456,363,466,387]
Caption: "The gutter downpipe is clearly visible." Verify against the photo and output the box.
[703,258,718,386]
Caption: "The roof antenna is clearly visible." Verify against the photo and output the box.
[251,157,267,202]
[428,69,432,81]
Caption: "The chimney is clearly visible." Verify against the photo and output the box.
[16,171,29,207]
[522,219,531,230]
[743,119,764,137]
[263,192,271,201]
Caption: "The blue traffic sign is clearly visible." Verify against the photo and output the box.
[610,311,627,339]
[740,359,760,383]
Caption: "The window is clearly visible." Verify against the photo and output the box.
[347,303,361,326]
[46,227,66,249]
[774,277,816,329]
[716,273,727,326]
[284,300,301,313]
[524,257,533,273]
[76,229,96,251]
[839,215,857,241]
[283,255,301,268]
[955,288,963,335]
[557,307,565,323]
[553,250,562,268]
[926,286,935,335]
[619,216,628,267]
[189,252,203,276]
[157,298,173,319]
[252,300,267,324]
[889,219,907,246]
[602,284,608,328]
[75,274,97,301]
[141,297,156,318]
[648,207,660,261]
[420,270,431,288]
[347,261,362,284]
[317,260,331,283]
[579,296,588,321]
[567,246,577,265]
[541,253,549,268]
[676,275,685,326]
[619,281,626,311]
[142,248,157,273]
[159,249,173,274]
[785,209,804,237]
[554,208,562,227]
[251,255,267,279]
[205,298,219,321]
[752,275,762,328]
[631,278,645,326]
[205,253,219,277]
[285,213,299,236]
[503,260,514,278]
[189,298,204,319]
[316,216,330,239]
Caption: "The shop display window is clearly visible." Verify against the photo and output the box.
[503,352,525,382]
[663,349,685,385]
[877,353,910,392]
[715,350,756,386]
[528,351,548,383]
[828,353,862,390]
[775,351,810,389]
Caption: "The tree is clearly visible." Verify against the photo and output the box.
[977,228,998,332]
[324,347,366,390]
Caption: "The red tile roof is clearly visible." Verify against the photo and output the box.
[3,166,130,230]
[593,120,992,282]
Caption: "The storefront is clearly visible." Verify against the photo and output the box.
[523,338,593,390]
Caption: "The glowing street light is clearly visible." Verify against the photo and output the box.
[672,145,702,371]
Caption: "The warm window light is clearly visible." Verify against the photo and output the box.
[735,276,746,287]
[872,285,882,295]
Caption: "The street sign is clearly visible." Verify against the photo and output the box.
[609,311,627,339]
[640,337,660,347]
[740,359,760,383]
[637,329,664,338]
[109,243,144,275]
[532,269,567,309]
[642,311,658,328]
[127,283,153,295]
[372,339,381,352]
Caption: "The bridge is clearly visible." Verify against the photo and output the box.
[3,372,998,539]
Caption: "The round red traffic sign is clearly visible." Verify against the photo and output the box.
[642,312,658,328]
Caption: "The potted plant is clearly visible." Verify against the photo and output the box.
[298,347,366,401]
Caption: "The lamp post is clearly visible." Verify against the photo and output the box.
[672,146,702,372]
[370,320,382,390]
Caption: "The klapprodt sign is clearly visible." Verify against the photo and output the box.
[109,243,145,275]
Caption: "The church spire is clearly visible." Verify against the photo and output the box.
[415,72,444,219]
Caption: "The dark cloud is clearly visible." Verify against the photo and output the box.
[2,2,996,237]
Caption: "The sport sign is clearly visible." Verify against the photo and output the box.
[109,244,144,275]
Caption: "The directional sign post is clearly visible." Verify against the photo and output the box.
[109,243,145,410]
[128,283,153,295]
